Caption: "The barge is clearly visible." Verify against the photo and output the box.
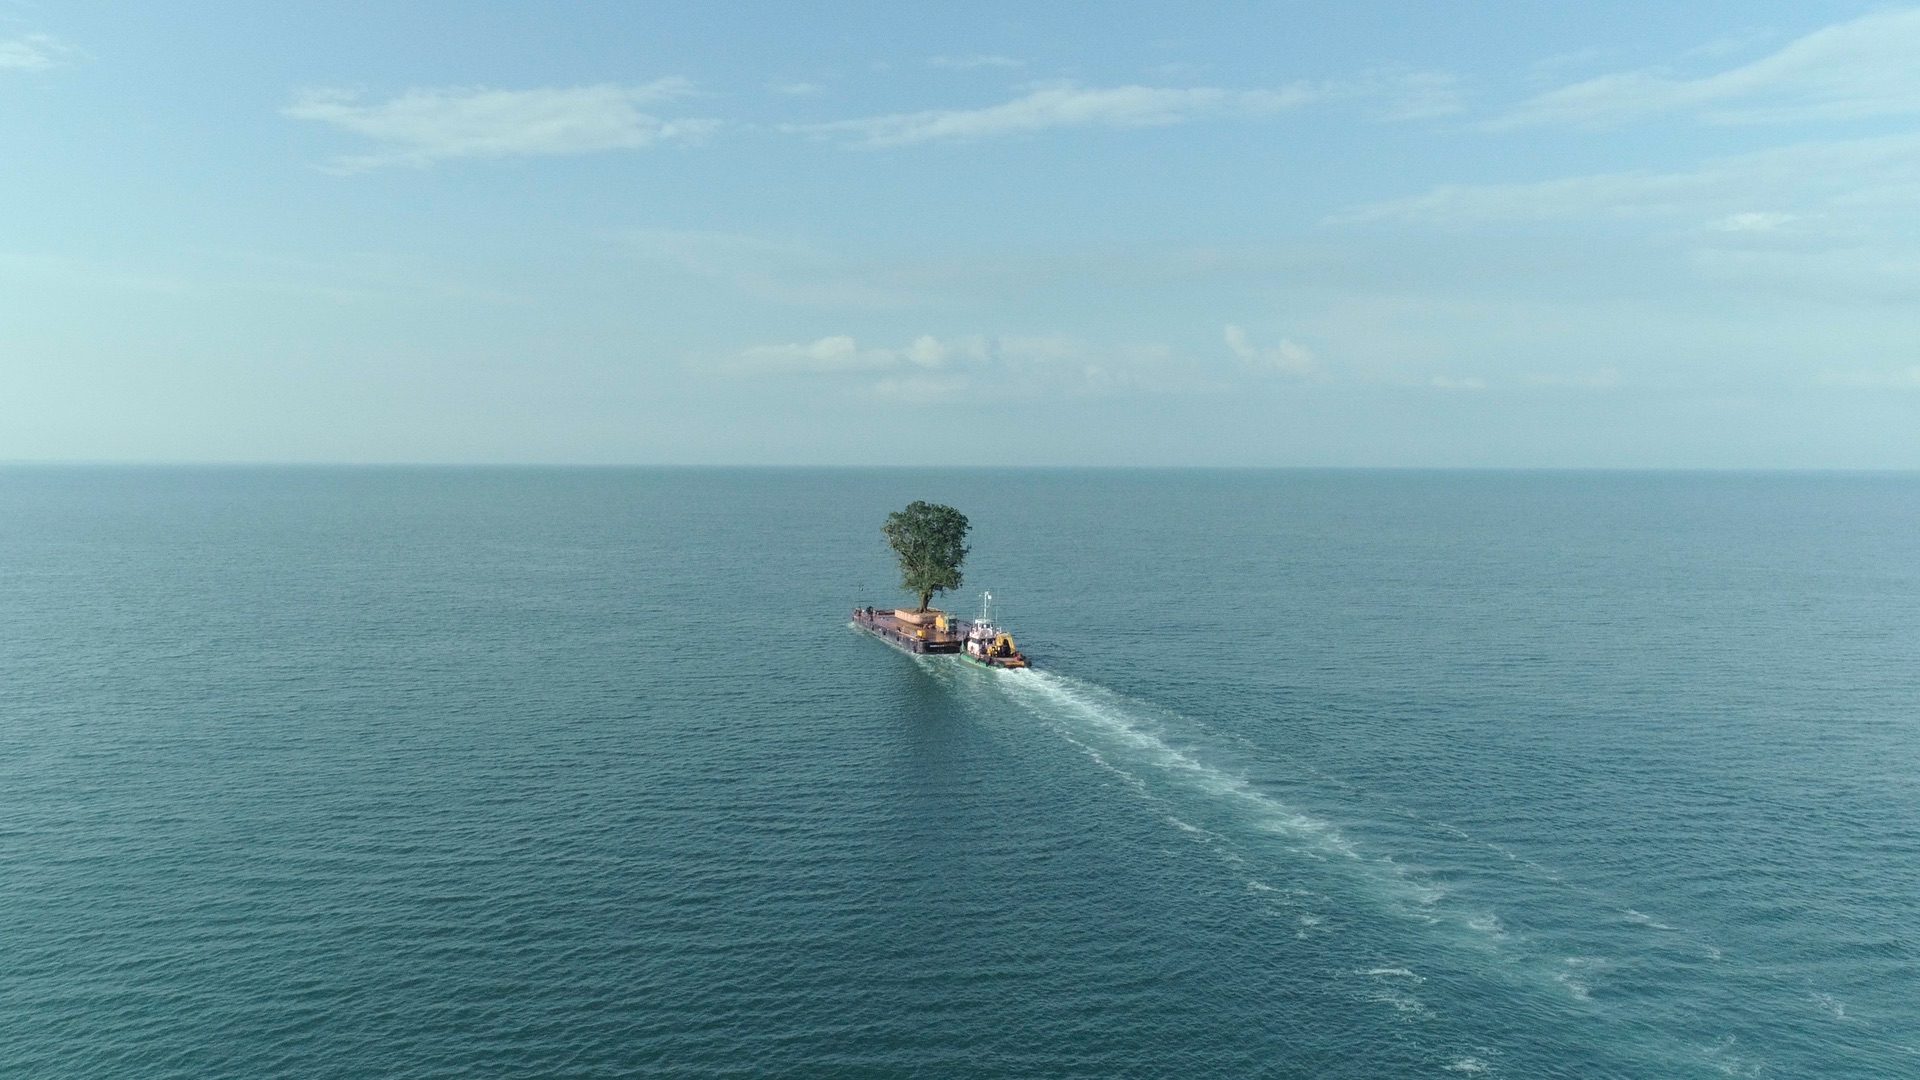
[851,605,964,655]
[852,591,1029,669]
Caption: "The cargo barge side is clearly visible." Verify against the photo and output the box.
[851,606,964,655]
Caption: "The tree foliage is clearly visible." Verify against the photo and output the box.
[882,501,970,612]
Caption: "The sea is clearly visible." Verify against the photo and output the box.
[2,467,1916,1079]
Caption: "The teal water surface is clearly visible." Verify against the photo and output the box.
[2,468,1916,1078]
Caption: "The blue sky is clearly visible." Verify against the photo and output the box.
[4,2,1917,466]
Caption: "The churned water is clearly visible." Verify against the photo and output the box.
[2,467,1916,1078]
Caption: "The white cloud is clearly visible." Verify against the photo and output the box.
[929,55,1024,70]
[1494,9,1920,128]
[283,81,714,170]
[720,332,1217,398]
[1528,47,1612,80]
[0,33,74,71]
[1521,369,1620,389]
[904,335,949,367]
[785,81,1316,145]
[728,334,999,377]
[1710,211,1797,233]
[733,335,901,374]
[1331,133,1920,228]
[1224,324,1318,376]
[1814,366,1920,389]
[1428,375,1487,391]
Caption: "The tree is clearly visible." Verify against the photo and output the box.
[883,501,970,612]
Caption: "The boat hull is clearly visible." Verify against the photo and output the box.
[958,651,1028,670]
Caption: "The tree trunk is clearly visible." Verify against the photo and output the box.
[918,589,933,612]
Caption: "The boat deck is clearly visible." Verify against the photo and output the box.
[851,607,964,654]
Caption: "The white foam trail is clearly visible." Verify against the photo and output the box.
[1623,908,1677,931]
[1444,1057,1492,1074]
[1364,985,1438,1020]
[1701,1034,1766,1078]
[993,667,1739,1020]
[1359,967,1425,983]
[1008,671,1365,861]
[999,669,1555,956]
[1811,992,1849,1021]
[1052,730,1150,795]
[1168,710,1559,873]
[1555,973,1591,1002]
[1555,956,1606,1002]
[1467,913,1506,939]
[1013,662,1720,973]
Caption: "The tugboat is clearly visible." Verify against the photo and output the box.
[958,592,1029,670]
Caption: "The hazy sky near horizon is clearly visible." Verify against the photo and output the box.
[4,2,1918,467]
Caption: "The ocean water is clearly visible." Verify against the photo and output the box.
[2,467,1916,1079]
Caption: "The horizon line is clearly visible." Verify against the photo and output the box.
[4,460,1918,475]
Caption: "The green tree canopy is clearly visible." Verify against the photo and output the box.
[883,501,970,612]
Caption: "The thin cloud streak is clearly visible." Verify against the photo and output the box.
[718,332,1223,400]
[928,55,1024,70]
[0,33,75,71]
[784,81,1318,145]
[1331,132,1920,228]
[283,81,715,171]
[1224,325,1318,377]
[1492,8,1920,128]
